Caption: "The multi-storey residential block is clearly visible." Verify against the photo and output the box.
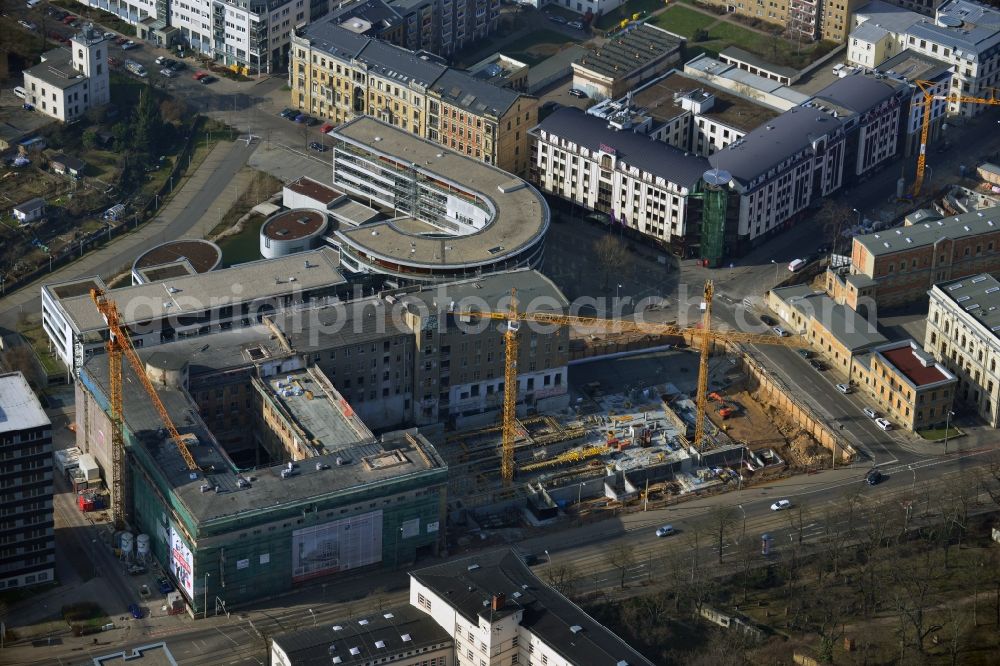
[291,21,535,174]
[926,273,1000,426]
[875,49,952,155]
[0,372,54,590]
[700,0,863,42]
[851,339,956,430]
[571,24,682,100]
[530,107,709,253]
[849,0,1000,117]
[843,207,1000,307]
[23,25,110,123]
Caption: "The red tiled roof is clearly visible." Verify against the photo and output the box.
[881,346,950,387]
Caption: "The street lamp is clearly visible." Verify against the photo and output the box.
[770,259,779,281]
[616,283,623,301]
[943,410,955,453]
[203,572,210,619]
[544,549,551,564]
[737,504,746,544]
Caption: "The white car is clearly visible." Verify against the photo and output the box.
[655,524,676,537]
[567,20,583,29]
[160,68,177,78]
[836,383,852,394]
[104,32,117,40]
[863,407,878,419]
[773,326,789,337]
[874,417,893,431]
[155,55,168,65]
[770,499,792,511]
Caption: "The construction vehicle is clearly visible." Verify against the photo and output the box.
[912,81,1000,197]
[90,289,199,529]
[458,280,808,484]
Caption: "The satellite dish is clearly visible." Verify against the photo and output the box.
[703,169,732,187]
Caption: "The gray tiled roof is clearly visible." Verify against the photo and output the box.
[812,74,906,114]
[708,106,841,185]
[534,107,709,188]
[773,287,888,352]
[852,22,890,43]
[302,19,372,59]
[933,273,1000,335]
[906,0,1000,59]
[330,0,403,31]
[855,206,1000,256]
[853,0,924,34]
[430,69,521,117]
[356,39,446,88]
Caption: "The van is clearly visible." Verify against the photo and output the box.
[13,86,27,100]
[788,258,806,272]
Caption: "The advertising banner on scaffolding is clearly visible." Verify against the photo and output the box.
[291,510,383,582]
[169,524,195,598]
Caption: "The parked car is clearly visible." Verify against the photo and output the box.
[199,75,216,84]
[308,141,328,152]
[121,40,138,50]
[156,577,174,594]
[159,58,175,68]
[319,122,335,133]
[567,20,583,29]
[62,15,78,24]
[160,68,177,78]
[809,359,827,371]
[796,349,812,359]
[104,31,117,40]
[866,468,884,486]
[836,383,852,394]
[115,36,129,45]
[547,14,567,23]
[168,60,186,71]
[655,524,677,537]
[520,553,539,566]
[874,417,893,431]
[128,603,143,619]
[863,407,878,419]
[759,314,777,326]
[107,56,122,68]
[770,499,792,511]
[192,71,208,80]
[294,113,310,123]
[568,88,588,99]
[280,108,298,119]
[773,326,789,337]
[540,100,560,114]
[18,19,38,31]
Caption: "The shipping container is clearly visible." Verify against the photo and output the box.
[78,453,100,481]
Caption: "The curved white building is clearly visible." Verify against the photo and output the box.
[260,209,329,259]
[329,117,549,284]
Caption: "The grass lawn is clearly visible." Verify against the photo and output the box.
[651,5,716,38]
[62,602,111,636]
[917,426,962,441]
[685,20,837,69]
[503,29,579,66]
[17,321,64,377]
[595,0,666,30]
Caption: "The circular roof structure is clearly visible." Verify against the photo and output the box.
[133,239,223,274]
[703,169,732,187]
[262,209,328,242]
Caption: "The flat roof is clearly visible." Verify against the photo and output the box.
[285,176,345,205]
[535,107,709,188]
[720,46,798,78]
[46,276,106,300]
[262,209,328,241]
[332,118,548,269]
[854,0,924,35]
[400,268,569,314]
[263,368,373,452]
[139,324,291,376]
[411,550,656,666]
[933,273,1000,336]
[81,356,446,526]
[907,0,1000,58]
[138,260,198,283]
[54,247,346,334]
[0,372,50,432]
[574,24,681,79]
[812,73,907,115]
[855,207,1000,257]
[630,70,779,132]
[877,340,954,387]
[876,49,952,83]
[92,642,178,666]
[272,605,451,664]
[133,239,222,273]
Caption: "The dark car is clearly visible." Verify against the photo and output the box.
[568,88,588,99]
[128,603,143,619]
[168,60,186,71]
[810,359,828,371]
[540,101,560,114]
[156,577,174,594]
[866,468,884,486]
[199,75,216,84]
[796,349,812,359]
[521,553,540,566]
[280,108,297,119]
[294,113,310,123]
[759,314,777,327]
[308,141,328,152]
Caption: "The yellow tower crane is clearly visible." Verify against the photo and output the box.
[913,80,1000,197]
[460,281,807,485]
[91,288,200,529]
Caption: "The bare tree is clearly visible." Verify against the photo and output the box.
[786,500,810,546]
[813,199,856,255]
[608,543,635,590]
[711,505,737,563]
[891,554,942,658]
[592,234,628,291]
[544,562,580,598]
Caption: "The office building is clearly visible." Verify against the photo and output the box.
[926,274,1000,426]
[23,25,111,123]
[851,339,956,430]
[0,372,54,590]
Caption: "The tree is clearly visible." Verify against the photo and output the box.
[544,562,579,598]
[608,543,635,589]
[710,505,737,563]
[592,234,628,291]
[132,87,164,160]
[82,129,99,150]
[813,199,856,255]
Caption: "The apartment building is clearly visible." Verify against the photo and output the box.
[846,207,1000,307]
[530,107,709,251]
[22,26,111,123]
[875,49,952,156]
[0,372,54,590]
[851,339,956,430]
[291,21,535,173]
[849,0,1000,117]
[701,0,862,42]
[926,274,1000,426]
[427,70,536,174]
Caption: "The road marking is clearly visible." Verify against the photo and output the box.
[216,627,240,647]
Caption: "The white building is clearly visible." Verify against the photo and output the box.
[410,549,656,666]
[530,106,709,250]
[22,25,111,123]
[926,273,1000,427]
[12,198,46,225]
[849,0,1000,116]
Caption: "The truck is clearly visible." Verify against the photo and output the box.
[125,60,147,77]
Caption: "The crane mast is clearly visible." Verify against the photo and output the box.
[90,289,200,529]
[500,289,520,486]
[693,281,714,453]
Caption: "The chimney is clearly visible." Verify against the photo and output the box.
[491,593,506,611]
